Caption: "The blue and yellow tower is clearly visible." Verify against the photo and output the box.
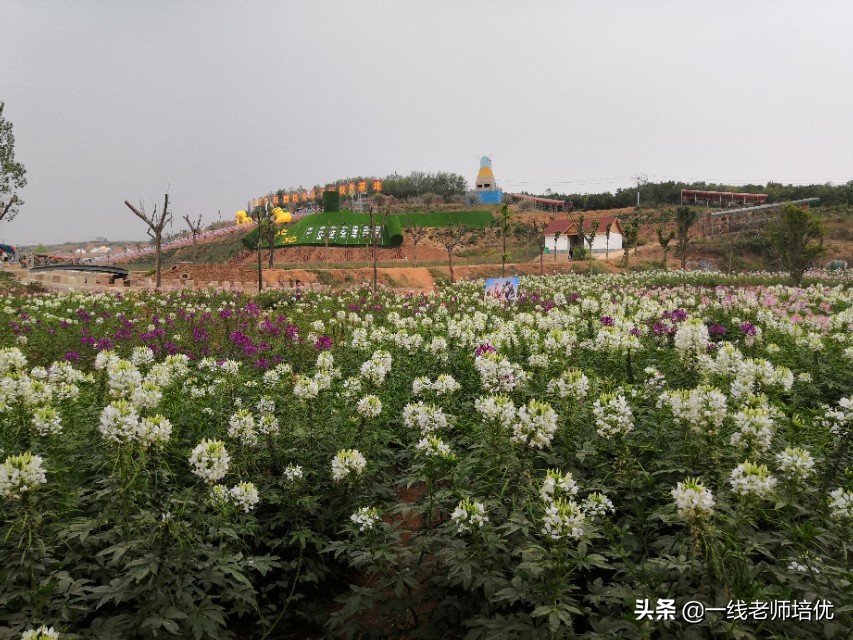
[473,156,503,204]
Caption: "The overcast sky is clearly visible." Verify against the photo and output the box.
[2,1,852,245]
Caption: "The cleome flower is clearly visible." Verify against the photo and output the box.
[511,399,559,449]
[0,452,48,500]
[541,498,587,541]
[730,461,777,499]
[474,394,517,427]
[730,405,775,453]
[775,447,815,481]
[415,434,456,461]
[582,492,615,519]
[546,369,590,400]
[229,482,260,513]
[450,498,489,534]
[356,395,383,419]
[828,488,852,521]
[31,406,63,437]
[402,402,449,434]
[227,409,258,446]
[283,464,304,481]
[21,626,60,640]
[350,506,382,532]
[98,400,140,444]
[331,449,367,482]
[672,477,715,522]
[539,469,579,503]
[592,392,634,439]
[189,439,230,483]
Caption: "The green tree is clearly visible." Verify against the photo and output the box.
[656,225,676,268]
[769,204,825,285]
[675,205,698,269]
[620,218,640,269]
[0,102,27,222]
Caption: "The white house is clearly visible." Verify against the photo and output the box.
[543,216,623,255]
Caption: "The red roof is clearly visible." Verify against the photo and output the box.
[544,216,622,235]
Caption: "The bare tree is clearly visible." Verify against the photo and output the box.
[125,193,172,289]
[183,214,203,264]
[582,218,600,273]
[369,207,390,293]
[438,224,467,284]
[406,223,427,263]
[656,224,676,268]
[498,203,512,277]
[553,230,561,262]
[248,201,276,292]
[604,222,613,260]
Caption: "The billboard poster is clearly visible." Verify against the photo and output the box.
[484,277,519,302]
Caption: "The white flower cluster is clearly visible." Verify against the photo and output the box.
[415,434,456,460]
[674,318,710,359]
[98,400,141,444]
[661,385,727,435]
[359,350,393,386]
[412,374,461,397]
[582,492,615,518]
[189,439,231,483]
[229,481,260,512]
[821,397,852,437]
[228,409,258,446]
[539,469,578,502]
[356,395,383,419]
[592,392,634,439]
[730,405,775,453]
[331,449,367,482]
[672,477,715,522]
[450,497,488,534]
[105,358,143,399]
[828,488,852,521]
[546,369,590,400]
[402,402,449,433]
[130,346,155,367]
[136,415,173,447]
[350,506,381,532]
[474,352,528,393]
[474,395,517,427]
[283,464,304,481]
[21,626,60,640]
[776,447,815,481]
[0,347,27,374]
[0,452,48,500]
[542,498,587,541]
[512,400,559,449]
[32,406,62,437]
[293,374,320,400]
[730,461,777,499]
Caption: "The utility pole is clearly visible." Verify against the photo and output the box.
[633,174,648,208]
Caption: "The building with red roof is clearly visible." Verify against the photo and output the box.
[543,215,623,255]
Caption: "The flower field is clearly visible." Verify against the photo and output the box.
[0,271,851,639]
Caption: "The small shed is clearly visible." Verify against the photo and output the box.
[543,216,623,254]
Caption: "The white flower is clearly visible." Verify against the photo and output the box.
[546,369,590,400]
[293,374,320,400]
[541,498,586,541]
[0,452,47,500]
[776,447,815,481]
[331,449,367,482]
[730,406,774,453]
[257,396,276,414]
[219,360,240,375]
[228,409,258,446]
[136,415,172,447]
[402,402,449,433]
[130,346,155,367]
[105,359,143,399]
[730,461,777,499]
[582,492,615,518]
[674,318,710,359]
[229,481,260,512]
[359,350,393,386]
[0,347,27,374]
[350,506,381,532]
[661,385,727,435]
[672,477,715,522]
[474,395,517,427]
[474,352,528,393]
[189,439,230,483]
[828,488,852,521]
[32,406,62,437]
[415,435,456,460]
[592,392,634,439]
[283,464,304,481]
[432,374,461,396]
[539,469,579,502]
[98,400,140,444]
[356,395,382,419]
[21,626,60,640]
[257,413,280,436]
[512,400,559,449]
[130,380,162,410]
[450,498,488,534]
[315,351,334,371]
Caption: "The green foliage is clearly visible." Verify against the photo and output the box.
[0,102,27,223]
[322,191,340,213]
[675,206,699,269]
[769,204,827,286]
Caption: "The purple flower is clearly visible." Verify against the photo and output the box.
[708,323,727,336]
[475,343,497,357]
[285,324,300,340]
[600,316,615,327]
[739,322,757,336]
[314,335,333,351]
[64,351,80,362]
[95,338,114,351]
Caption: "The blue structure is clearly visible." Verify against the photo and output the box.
[472,156,503,204]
